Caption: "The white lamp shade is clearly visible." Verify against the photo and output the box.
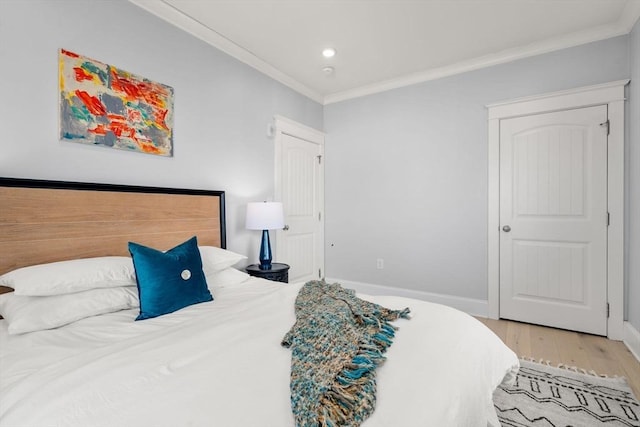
[246,202,285,230]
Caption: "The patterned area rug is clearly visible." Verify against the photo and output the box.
[494,359,640,426]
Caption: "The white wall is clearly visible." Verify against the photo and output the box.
[0,0,323,261]
[628,18,640,332]
[324,36,630,302]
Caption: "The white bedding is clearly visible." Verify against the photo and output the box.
[0,278,518,427]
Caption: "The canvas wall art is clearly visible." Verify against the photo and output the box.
[59,49,174,156]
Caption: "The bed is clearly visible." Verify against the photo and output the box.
[0,177,519,427]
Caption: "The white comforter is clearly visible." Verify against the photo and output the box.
[0,278,518,427]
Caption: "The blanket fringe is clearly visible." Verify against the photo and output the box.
[318,312,407,427]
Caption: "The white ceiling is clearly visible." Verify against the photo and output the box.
[130,0,640,104]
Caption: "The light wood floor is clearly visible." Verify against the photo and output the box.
[476,317,640,398]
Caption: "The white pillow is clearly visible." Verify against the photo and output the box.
[0,257,136,296]
[199,246,247,276]
[205,267,250,290]
[0,287,139,335]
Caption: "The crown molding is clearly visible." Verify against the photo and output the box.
[129,0,640,106]
[324,20,637,105]
[128,0,324,104]
[620,0,640,32]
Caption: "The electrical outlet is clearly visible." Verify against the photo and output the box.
[376,258,384,269]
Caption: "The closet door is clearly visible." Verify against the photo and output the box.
[499,105,608,335]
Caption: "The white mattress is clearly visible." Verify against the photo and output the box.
[0,278,518,427]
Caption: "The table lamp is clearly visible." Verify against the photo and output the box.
[246,202,284,270]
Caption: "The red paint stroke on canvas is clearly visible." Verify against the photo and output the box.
[88,124,108,136]
[108,120,136,139]
[73,67,94,82]
[137,81,170,108]
[154,109,170,130]
[89,120,137,142]
[109,69,171,112]
[61,49,80,58]
[75,90,106,116]
[107,114,126,122]
[127,109,142,122]
[110,69,142,99]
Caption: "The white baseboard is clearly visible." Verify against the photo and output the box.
[623,321,640,363]
[326,277,488,317]
[328,278,640,362]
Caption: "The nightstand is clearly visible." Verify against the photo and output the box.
[245,263,290,283]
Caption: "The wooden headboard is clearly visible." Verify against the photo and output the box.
[0,178,226,276]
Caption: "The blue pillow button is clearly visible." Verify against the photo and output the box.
[181,269,191,280]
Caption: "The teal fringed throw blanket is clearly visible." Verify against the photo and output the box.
[281,280,410,427]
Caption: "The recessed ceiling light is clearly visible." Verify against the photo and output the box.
[322,48,336,58]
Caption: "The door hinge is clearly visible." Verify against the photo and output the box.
[318,268,322,279]
[600,120,610,136]
[317,155,322,165]
[607,303,610,318]
[607,212,610,226]
[318,212,321,221]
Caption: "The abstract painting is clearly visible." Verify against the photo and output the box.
[59,49,174,156]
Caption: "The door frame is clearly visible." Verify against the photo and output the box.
[272,115,326,277]
[486,80,629,340]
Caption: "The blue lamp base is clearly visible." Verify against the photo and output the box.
[258,229,273,270]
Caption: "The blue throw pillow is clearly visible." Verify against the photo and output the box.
[128,236,213,320]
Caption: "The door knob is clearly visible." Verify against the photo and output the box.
[283,225,290,231]
[502,225,511,232]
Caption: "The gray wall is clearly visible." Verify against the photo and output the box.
[324,36,630,302]
[0,0,323,260]
[1,0,637,325]
[628,18,640,331]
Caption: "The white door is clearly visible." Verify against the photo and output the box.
[274,117,324,283]
[499,105,608,335]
